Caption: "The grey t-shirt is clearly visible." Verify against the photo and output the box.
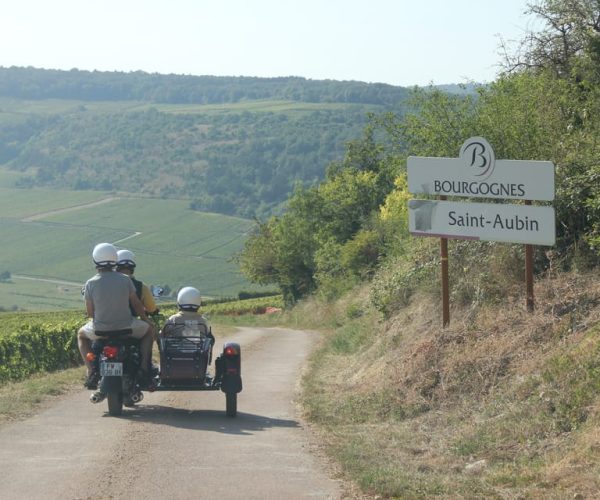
[84,271,136,331]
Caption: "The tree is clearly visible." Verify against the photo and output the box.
[379,87,478,159]
[502,0,600,83]
[239,214,318,303]
[239,220,279,287]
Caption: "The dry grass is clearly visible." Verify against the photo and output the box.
[300,270,600,498]
[0,366,85,427]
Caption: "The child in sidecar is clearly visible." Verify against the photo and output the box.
[161,286,214,340]
[158,287,215,385]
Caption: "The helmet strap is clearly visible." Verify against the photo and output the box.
[179,305,199,312]
[96,265,115,271]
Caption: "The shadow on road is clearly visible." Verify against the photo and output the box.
[109,405,299,435]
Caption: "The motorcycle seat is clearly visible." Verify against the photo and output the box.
[95,329,133,337]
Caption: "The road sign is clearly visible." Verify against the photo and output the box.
[408,199,556,246]
[407,137,555,201]
[406,137,556,323]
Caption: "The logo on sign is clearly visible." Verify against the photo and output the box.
[459,137,495,181]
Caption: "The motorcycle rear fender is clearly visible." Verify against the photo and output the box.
[100,375,122,393]
[221,342,242,393]
[221,373,242,393]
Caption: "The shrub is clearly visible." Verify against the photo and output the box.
[340,229,382,277]
[370,239,439,317]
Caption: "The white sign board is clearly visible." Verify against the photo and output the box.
[408,199,556,246]
[407,137,555,201]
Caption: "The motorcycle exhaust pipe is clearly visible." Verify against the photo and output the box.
[89,391,106,404]
[131,391,144,403]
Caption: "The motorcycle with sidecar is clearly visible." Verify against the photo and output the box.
[88,319,242,417]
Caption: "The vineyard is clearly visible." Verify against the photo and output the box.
[0,295,282,383]
[0,189,257,310]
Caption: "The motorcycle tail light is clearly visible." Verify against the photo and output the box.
[224,346,238,356]
[86,352,96,362]
[103,345,119,359]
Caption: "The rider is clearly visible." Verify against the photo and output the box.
[115,249,158,317]
[161,287,221,385]
[161,286,214,344]
[77,243,155,390]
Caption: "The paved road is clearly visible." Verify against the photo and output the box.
[0,327,342,500]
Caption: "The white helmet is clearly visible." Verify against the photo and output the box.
[116,249,136,269]
[177,286,202,310]
[92,243,117,268]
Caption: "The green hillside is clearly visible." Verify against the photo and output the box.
[0,188,254,311]
[0,67,411,310]
[0,67,409,218]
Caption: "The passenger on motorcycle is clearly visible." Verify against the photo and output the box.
[116,249,158,316]
[161,287,215,345]
[78,243,155,390]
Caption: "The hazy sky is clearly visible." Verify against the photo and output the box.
[1,0,534,87]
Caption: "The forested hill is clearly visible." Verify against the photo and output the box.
[0,67,410,218]
[0,66,408,106]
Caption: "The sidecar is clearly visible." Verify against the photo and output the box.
[155,324,242,417]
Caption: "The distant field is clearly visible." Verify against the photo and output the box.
[0,277,85,312]
[155,100,375,116]
[0,189,256,311]
[0,187,108,217]
[0,97,376,118]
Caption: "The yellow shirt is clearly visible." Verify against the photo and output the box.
[140,283,158,313]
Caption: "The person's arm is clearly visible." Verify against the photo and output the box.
[85,299,94,318]
[130,291,150,322]
[141,285,158,314]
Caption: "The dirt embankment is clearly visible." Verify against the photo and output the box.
[298,270,600,497]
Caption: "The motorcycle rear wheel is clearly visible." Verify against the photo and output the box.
[225,392,237,417]
[107,392,123,416]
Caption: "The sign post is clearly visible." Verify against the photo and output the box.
[441,235,450,326]
[407,137,555,326]
[440,195,450,327]
[525,200,534,312]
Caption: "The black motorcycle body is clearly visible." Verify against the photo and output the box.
[92,329,143,416]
